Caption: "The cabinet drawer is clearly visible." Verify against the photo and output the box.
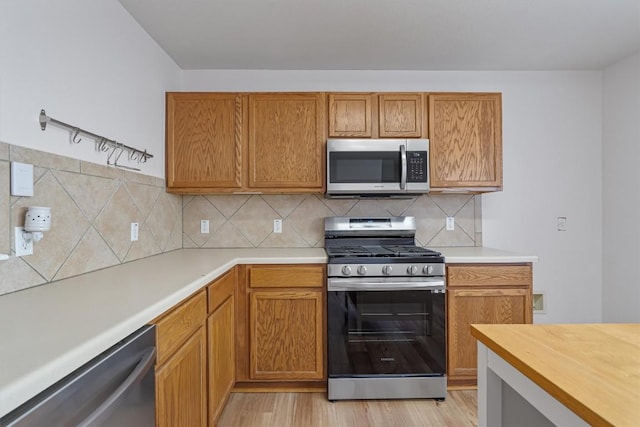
[155,290,207,364]
[208,268,236,313]
[248,265,324,288]
[447,265,532,287]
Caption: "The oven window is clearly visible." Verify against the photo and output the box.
[329,152,400,183]
[328,290,445,376]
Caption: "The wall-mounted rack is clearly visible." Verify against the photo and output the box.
[39,109,153,171]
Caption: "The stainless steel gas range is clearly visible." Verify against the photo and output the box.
[325,216,446,401]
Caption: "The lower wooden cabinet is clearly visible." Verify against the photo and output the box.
[250,290,323,380]
[236,264,326,387]
[446,264,532,386]
[207,268,236,424]
[154,290,208,427]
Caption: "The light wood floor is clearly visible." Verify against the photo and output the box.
[217,390,477,427]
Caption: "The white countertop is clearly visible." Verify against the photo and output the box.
[437,246,538,264]
[0,248,326,418]
[0,245,536,417]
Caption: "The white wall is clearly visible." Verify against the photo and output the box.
[602,52,640,322]
[183,70,604,323]
[0,0,182,177]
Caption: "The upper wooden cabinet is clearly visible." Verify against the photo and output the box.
[248,93,326,191]
[166,93,245,192]
[428,93,503,191]
[328,93,372,137]
[166,91,503,194]
[166,92,325,194]
[328,93,426,138]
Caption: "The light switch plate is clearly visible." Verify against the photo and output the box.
[273,219,283,233]
[11,162,34,196]
[201,220,210,234]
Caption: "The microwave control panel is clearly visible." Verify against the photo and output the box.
[407,151,428,182]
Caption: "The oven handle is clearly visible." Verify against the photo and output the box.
[328,277,445,292]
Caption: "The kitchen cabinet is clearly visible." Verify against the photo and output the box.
[428,93,503,192]
[328,92,426,138]
[166,92,246,193]
[446,264,532,386]
[235,265,325,387]
[154,290,208,427]
[207,267,236,425]
[166,92,325,194]
[247,93,326,192]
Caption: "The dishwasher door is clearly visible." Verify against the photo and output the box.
[0,325,156,427]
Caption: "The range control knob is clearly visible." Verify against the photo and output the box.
[357,266,367,276]
[423,265,434,275]
[341,265,352,276]
[407,265,418,275]
[382,265,393,276]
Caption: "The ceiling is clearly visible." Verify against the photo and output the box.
[118,0,640,71]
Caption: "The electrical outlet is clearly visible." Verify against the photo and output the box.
[130,222,139,241]
[446,217,455,231]
[201,220,210,234]
[273,219,283,233]
[14,227,33,256]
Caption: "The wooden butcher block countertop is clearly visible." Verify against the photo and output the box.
[471,323,640,427]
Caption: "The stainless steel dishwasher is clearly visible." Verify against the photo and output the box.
[0,325,156,427]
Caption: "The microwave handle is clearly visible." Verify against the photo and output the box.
[400,144,407,190]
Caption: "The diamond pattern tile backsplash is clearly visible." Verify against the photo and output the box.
[0,142,182,296]
[182,193,482,249]
[0,140,482,296]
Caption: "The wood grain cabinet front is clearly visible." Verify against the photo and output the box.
[166,92,245,193]
[428,93,503,192]
[328,92,426,138]
[207,267,236,425]
[166,92,325,194]
[235,264,326,388]
[154,291,207,427]
[247,93,326,192]
[446,264,532,386]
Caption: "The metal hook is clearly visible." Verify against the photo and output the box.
[71,128,82,144]
[106,144,118,165]
[113,143,125,166]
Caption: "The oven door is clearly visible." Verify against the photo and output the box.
[327,277,445,378]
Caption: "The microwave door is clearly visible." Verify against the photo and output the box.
[327,139,406,194]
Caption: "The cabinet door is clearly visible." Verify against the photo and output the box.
[328,93,373,137]
[156,326,207,427]
[248,93,326,191]
[250,290,323,380]
[447,288,531,383]
[208,295,235,424]
[166,93,245,191]
[378,93,424,138]
[429,93,502,190]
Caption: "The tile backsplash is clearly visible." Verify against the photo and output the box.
[0,142,182,295]
[182,193,482,249]
[0,140,482,296]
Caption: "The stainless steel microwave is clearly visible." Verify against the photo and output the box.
[326,138,429,197]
